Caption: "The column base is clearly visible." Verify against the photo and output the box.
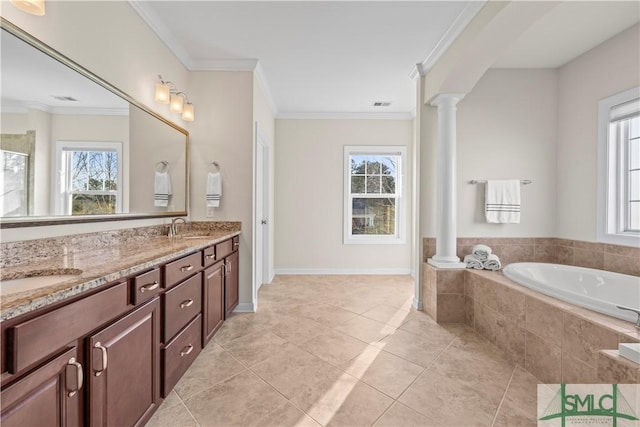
[427,258,466,269]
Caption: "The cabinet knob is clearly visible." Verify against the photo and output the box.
[65,357,83,397]
[93,342,108,377]
[180,265,194,272]
[180,344,194,357]
[140,281,159,293]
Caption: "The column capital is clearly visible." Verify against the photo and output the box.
[430,93,465,108]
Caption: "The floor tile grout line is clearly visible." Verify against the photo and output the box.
[490,365,518,427]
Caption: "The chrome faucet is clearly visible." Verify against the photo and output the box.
[169,217,187,237]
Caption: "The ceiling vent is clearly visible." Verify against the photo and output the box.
[51,95,78,102]
[372,101,391,107]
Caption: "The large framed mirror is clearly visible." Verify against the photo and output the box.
[0,18,189,228]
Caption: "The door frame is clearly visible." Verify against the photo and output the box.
[253,123,273,311]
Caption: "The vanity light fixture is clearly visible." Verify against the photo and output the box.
[155,76,194,121]
[10,0,45,16]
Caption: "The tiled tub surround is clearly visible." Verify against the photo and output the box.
[423,265,640,384]
[0,221,241,320]
[423,237,640,276]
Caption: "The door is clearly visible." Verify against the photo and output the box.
[203,261,225,345]
[88,298,160,427]
[254,124,272,309]
[1,347,82,427]
[225,251,240,317]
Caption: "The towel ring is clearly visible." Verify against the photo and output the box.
[208,161,220,172]
[155,161,169,173]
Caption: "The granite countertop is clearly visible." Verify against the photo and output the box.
[0,230,241,321]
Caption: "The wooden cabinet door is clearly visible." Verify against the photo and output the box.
[1,347,82,427]
[225,251,240,317]
[88,298,160,427]
[203,261,225,345]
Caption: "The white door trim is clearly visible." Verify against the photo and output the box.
[253,123,273,311]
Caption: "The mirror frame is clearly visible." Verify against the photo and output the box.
[0,17,189,228]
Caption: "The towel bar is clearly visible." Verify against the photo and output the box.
[469,179,531,185]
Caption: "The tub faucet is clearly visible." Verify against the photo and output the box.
[616,305,640,328]
[169,217,187,237]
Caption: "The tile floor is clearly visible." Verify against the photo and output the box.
[147,275,541,426]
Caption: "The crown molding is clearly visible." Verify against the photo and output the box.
[276,112,414,120]
[409,0,486,78]
[128,0,193,69]
[50,107,130,116]
[254,62,278,116]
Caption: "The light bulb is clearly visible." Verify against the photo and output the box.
[181,103,194,122]
[154,83,170,104]
[170,93,184,113]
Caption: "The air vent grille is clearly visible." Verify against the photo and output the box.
[372,101,391,107]
[51,95,79,102]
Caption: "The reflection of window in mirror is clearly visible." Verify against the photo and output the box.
[55,141,123,215]
[1,149,29,216]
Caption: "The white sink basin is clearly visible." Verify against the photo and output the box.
[1,272,82,296]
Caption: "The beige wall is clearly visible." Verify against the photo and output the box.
[456,68,558,237]
[187,71,255,307]
[556,24,640,242]
[274,119,414,273]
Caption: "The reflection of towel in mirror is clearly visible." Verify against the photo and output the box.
[483,254,502,271]
[154,171,172,207]
[207,172,221,207]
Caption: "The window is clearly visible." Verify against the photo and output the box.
[597,88,640,246]
[55,141,122,215]
[344,146,406,244]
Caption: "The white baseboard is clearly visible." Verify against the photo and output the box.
[274,268,412,275]
[233,303,255,313]
[412,297,423,310]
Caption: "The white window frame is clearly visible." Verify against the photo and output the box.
[343,145,406,245]
[54,141,123,215]
[597,87,640,247]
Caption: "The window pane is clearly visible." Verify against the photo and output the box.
[352,197,395,235]
[351,176,365,193]
[630,170,640,200]
[351,156,366,174]
[71,151,118,192]
[366,175,380,193]
[629,201,640,231]
[366,159,381,174]
[631,137,640,170]
[381,176,396,194]
[381,156,397,175]
[71,194,116,215]
[1,151,28,216]
[630,116,640,139]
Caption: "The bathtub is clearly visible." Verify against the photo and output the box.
[503,263,640,324]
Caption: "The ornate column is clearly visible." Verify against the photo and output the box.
[428,93,466,269]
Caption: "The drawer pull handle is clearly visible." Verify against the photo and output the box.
[180,344,194,357]
[93,342,108,377]
[205,253,215,259]
[180,265,194,272]
[234,242,240,247]
[224,261,230,274]
[180,299,194,309]
[140,281,159,292]
[65,357,83,397]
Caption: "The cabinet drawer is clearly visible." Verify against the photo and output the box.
[162,314,201,397]
[164,252,202,289]
[215,239,233,259]
[163,273,202,342]
[7,282,129,374]
[132,268,161,305]
[203,245,216,267]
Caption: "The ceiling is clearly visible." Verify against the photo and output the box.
[130,1,478,117]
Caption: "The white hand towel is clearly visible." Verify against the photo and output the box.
[485,180,521,223]
[463,254,483,270]
[472,244,492,261]
[154,171,172,207]
[207,172,221,208]
[483,254,502,271]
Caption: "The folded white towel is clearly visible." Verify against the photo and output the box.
[154,171,172,207]
[207,172,221,208]
[483,254,502,271]
[472,244,492,261]
[485,180,521,223]
[464,254,483,270]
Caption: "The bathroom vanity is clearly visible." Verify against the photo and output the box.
[0,231,240,426]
